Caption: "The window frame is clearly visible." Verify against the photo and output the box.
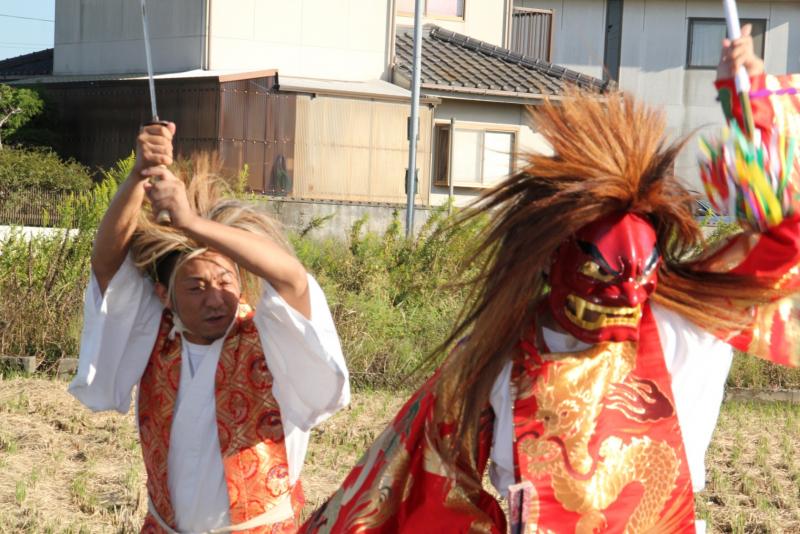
[397,0,466,22]
[433,120,517,189]
[510,7,555,62]
[686,17,767,70]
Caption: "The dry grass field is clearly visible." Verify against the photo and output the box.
[0,378,798,533]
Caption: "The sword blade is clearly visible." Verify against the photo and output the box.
[140,0,159,121]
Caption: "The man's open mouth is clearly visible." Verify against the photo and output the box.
[564,294,641,330]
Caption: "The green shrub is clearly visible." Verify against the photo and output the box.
[0,177,118,366]
[0,147,92,192]
[728,351,800,389]
[0,84,43,149]
[293,207,486,388]
[2,155,798,392]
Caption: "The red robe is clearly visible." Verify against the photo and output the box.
[302,77,800,534]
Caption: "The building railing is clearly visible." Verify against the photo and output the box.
[0,188,76,228]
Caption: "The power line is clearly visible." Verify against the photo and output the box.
[0,46,49,51]
[0,14,55,23]
[0,42,51,47]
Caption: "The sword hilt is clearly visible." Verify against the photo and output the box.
[144,118,173,225]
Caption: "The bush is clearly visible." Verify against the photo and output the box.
[293,207,486,388]
[2,155,798,392]
[728,351,800,389]
[0,159,123,367]
[0,148,95,226]
[0,147,92,193]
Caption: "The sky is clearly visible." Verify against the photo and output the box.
[0,0,56,61]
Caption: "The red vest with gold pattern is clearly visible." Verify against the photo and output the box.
[138,308,304,534]
[511,304,696,533]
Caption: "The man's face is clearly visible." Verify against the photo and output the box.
[547,212,660,344]
[169,252,241,345]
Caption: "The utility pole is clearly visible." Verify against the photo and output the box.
[405,0,424,237]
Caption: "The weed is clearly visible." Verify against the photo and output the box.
[755,436,769,470]
[0,432,19,453]
[70,470,97,514]
[15,479,26,504]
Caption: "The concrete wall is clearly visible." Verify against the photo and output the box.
[0,226,79,242]
[515,0,800,191]
[0,209,427,244]
[396,0,511,46]
[254,198,432,240]
[620,0,800,190]
[54,0,206,74]
[429,98,552,206]
[209,0,393,81]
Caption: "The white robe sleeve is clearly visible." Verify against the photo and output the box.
[651,303,733,493]
[254,273,350,433]
[489,361,515,498]
[68,255,163,413]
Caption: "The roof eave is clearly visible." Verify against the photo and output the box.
[420,83,555,102]
[279,84,440,105]
[394,68,559,105]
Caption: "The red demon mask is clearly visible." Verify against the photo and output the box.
[547,212,660,343]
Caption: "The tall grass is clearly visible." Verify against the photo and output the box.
[294,207,485,387]
[0,156,798,389]
[0,159,125,369]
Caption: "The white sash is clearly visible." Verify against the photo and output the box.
[147,493,294,534]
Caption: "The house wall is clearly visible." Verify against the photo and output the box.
[53,0,394,81]
[620,0,800,188]
[429,98,551,206]
[54,0,206,74]
[514,0,800,191]
[209,0,393,81]
[396,0,511,47]
[293,94,433,204]
[514,0,607,78]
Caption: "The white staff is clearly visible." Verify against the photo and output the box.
[722,0,756,136]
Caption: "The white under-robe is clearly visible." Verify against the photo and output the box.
[489,303,733,534]
[69,255,350,532]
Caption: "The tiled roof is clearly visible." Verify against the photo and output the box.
[0,49,53,81]
[394,25,610,98]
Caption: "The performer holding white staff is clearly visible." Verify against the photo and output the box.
[69,129,349,531]
[302,5,800,533]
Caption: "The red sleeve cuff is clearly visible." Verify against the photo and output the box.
[714,73,768,92]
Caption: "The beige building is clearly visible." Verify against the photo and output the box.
[20,0,608,209]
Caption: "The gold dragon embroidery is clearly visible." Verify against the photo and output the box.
[517,342,680,534]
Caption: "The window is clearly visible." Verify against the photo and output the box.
[510,8,553,61]
[397,0,465,19]
[434,123,515,187]
[687,18,766,68]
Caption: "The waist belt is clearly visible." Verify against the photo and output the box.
[147,493,294,534]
